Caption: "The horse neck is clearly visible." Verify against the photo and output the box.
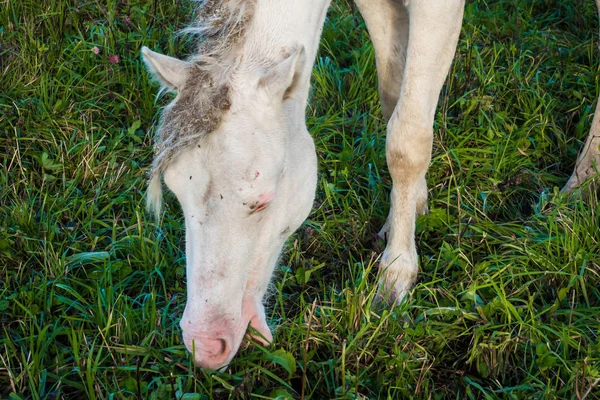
[242,0,331,111]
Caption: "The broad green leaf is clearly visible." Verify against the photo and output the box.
[267,349,297,378]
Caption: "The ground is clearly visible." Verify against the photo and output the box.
[1,0,599,398]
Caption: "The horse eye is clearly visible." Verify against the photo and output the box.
[249,203,269,215]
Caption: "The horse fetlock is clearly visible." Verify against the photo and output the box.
[563,137,600,192]
[378,216,391,240]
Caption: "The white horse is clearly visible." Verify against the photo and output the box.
[141,0,599,369]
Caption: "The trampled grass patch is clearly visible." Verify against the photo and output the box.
[1,0,599,398]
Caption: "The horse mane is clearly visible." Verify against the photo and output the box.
[184,0,256,65]
[147,0,256,219]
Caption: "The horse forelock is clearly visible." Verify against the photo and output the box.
[147,0,256,218]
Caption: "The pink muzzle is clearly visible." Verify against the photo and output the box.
[182,332,235,369]
[180,299,273,369]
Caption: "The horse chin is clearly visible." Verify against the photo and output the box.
[243,298,273,345]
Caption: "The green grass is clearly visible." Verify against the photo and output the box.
[1,0,599,398]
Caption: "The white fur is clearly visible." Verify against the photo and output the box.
[145,0,327,369]
[143,0,599,369]
[143,0,460,369]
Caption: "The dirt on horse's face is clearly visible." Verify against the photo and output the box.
[143,46,317,369]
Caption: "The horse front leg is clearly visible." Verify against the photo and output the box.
[562,0,600,192]
[563,99,600,192]
[358,0,464,302]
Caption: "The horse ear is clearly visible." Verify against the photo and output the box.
[141,47,192,92]
[258,45,306,100]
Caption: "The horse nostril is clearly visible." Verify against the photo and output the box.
[195,337,228,357]
[182,332,235,368]
[192,337,232,369]
[215,338,227,356]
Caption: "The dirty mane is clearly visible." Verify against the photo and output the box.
[185,0,256,59]
[147,0,256,219]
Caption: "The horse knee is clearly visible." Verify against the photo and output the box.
[385,116,433,182]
